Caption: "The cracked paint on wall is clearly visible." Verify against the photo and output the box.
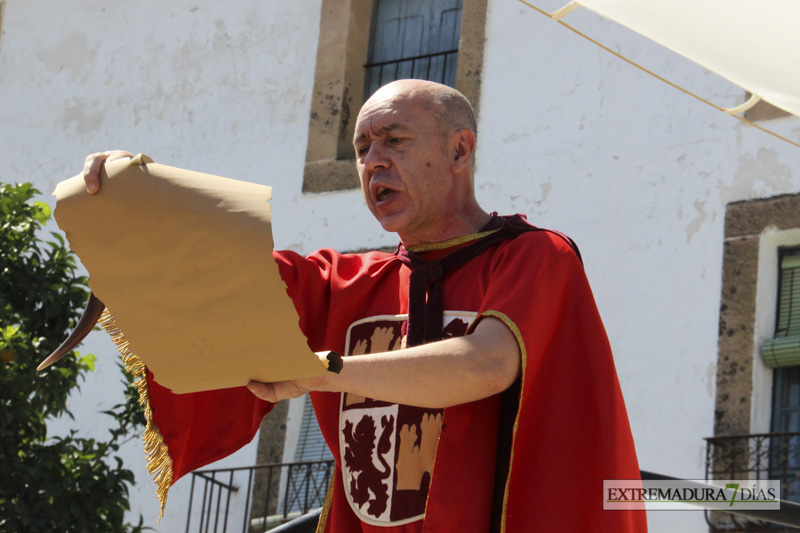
[36,33,98,83]
[718,148,794,203]
[685,200,707,243]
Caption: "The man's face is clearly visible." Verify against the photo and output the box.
[353,95,456,244]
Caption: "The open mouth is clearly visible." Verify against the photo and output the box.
[375,186,395,203]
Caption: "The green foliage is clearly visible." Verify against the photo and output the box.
[0,183,147,532]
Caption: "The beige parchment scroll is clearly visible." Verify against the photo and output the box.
[53,156,327,394]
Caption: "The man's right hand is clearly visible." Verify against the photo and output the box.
[82,150,134,193]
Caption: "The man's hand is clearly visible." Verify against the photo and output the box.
[82,150,134,193]
[247,375,327,403]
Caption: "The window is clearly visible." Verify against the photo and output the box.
[281,396,333,515]
[707,195,800,519]
[713,195,800,437]
[762,248,800,369]
[772,368,800,434]
[767,249,800,501]
[301,0,487,194]
[364,0,462,97]
[293,395,333,462]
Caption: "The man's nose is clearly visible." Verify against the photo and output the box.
[364,143,389,171]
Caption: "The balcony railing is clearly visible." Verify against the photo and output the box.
[185,460,335,533]
[185,450,800,532]
[705,431,800,531]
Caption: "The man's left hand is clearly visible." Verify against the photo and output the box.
[246,376,325,403]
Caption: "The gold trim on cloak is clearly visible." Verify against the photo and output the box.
[315,475,336,533]
[404,228,501,254]
[470,310,526,533]
[99,309,173,520]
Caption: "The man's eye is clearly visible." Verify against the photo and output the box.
[389,137,402,144]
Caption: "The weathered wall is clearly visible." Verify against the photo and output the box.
[3,0,800,531]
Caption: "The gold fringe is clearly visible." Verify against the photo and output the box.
[99,310,173,521]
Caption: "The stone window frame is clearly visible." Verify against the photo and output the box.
[302,0,488,194]
[714,193,800,438]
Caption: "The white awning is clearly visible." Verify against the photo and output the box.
[527,0,800,121]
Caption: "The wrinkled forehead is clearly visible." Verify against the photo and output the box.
[354,94,433,143]
[354,104,399,141]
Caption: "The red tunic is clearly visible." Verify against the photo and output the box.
[146,224,647,532]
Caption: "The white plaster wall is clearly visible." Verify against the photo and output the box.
[4,0,800,530]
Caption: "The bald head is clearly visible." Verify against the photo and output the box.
[361,80,476,138]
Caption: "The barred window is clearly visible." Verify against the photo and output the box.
[364,0,462,97]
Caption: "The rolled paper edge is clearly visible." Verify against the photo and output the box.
[37,292,106,371]
[99,309,173,521]
[316,350,343,374]
[129,153,155,166]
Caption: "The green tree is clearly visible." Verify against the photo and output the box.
[0,182,147,532]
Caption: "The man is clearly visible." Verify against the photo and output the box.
[83,80,646,532]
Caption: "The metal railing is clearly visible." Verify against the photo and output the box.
[364,49,458,95]
[185,460,335,533]
[185,448,800,532]
[705,432,800,531]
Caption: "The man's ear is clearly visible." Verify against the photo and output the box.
[451,129,476,172]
